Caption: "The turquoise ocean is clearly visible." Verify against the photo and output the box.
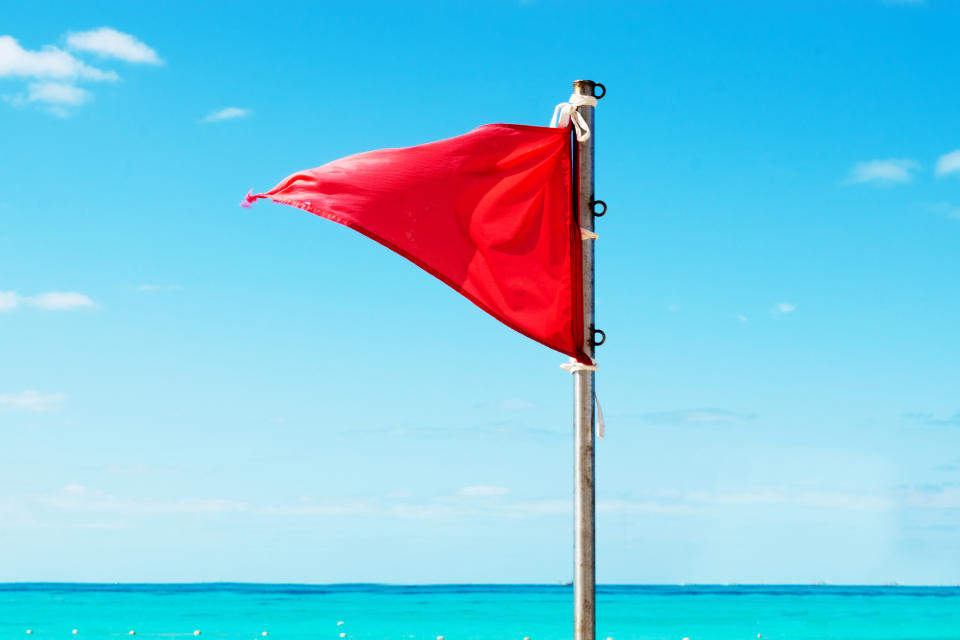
[2,584,958,640]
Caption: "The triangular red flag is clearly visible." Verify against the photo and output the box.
[244,123,589,364]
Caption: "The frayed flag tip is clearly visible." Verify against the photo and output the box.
[240,189,255,209]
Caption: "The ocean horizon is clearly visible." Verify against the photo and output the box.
[3,583,959,640]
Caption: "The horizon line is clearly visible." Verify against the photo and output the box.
[2,581,958,588]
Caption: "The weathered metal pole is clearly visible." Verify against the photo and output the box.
[572,78,599,640]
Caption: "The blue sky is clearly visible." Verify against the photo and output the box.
[1,0,959,585]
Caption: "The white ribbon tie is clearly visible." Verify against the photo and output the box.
[550,92,598,142]
[560,358,606,438]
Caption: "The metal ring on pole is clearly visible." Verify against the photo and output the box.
[591,200,606,217]
[591,328,606,347]
[592,83,606,99]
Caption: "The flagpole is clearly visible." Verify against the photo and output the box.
[572,78,600,640]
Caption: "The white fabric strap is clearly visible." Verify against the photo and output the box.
[560,359,598,373]
[550,93,598,142]
[580,227,598,240]
[559,360,606,439]
[596,393,605,439]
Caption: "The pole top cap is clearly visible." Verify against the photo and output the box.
[572,80,606,99]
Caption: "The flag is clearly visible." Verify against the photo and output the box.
[244,123,589,364]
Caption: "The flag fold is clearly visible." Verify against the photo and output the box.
[245,123,589,363]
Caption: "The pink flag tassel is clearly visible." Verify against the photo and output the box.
[240,190,256,209]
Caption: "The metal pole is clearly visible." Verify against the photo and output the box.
[572,78,598,640]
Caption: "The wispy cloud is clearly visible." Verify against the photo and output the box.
[39,486,250,515]
[1,29,158,117]
[929,202,960,221]
[735,314,748,323]
[5,486,680,521]
[935,150,960,178]
[0,35,116,81]
[773,302,796,314]
[0,290,96,311]
[28,291,96,310]
[65,27,161,65]
[639,408,754,426]
[0,390,66,412]
[10,484,938,526]
[898,483,960,509]
[0,290,19,311]
[847,158,919,184]
[202,107,251,123]
[28,82,91,105]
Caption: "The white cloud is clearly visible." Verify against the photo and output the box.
[903,486,960,509]
[267,496,549,519]
[66,27,161,65]
[28,82,91,105]
[202,107,251,123]
[0,390,66,412]
[11,483,960,530]
[2,29,157,117]
[0,290,19,311]
[458,485,509,497]
[928,202,960,221]
[27,291,96,310]
[0,290,97,311]
[848,158,919,184]
[935,150,960,178]
[41,486,251,515]
[774,303,796,314]
[1,92,25,107]
[46,105,70,118]
[0,35,116,81]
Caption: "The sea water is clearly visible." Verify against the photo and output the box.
[2,584,958,640]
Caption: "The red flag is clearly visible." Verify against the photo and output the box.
[244,123,589,364]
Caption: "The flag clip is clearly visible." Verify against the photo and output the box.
[591,329,606,347]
